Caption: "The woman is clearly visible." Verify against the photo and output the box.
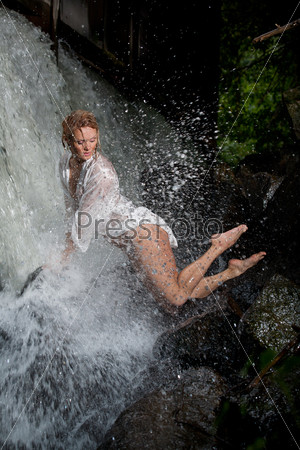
[59,110,266,310]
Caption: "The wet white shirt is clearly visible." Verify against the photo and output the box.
[59,152,178,252]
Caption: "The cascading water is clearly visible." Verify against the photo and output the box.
[0,8,204,449]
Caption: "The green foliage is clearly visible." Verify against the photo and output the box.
[258,348,277,371]
[240,357,254,378]
[239,349,277,378]
[217,0,299,166]
[273,355,300,428]
[246,437,267,450]
[216,351,300,448]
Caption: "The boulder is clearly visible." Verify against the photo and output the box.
[100,367,227,449]
[152,310,248,381]
[283,86,300,140]
[240,274,300,352]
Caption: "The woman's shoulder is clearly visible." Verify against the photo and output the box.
[98,153,115,169]
[91,153,117,176]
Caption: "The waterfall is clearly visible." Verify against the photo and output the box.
[0,8,197,449]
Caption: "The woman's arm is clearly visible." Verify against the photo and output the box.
[61,231,76,265]
[44,201,76,271]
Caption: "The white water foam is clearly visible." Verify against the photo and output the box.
[0,8,188,448]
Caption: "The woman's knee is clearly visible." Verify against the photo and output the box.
[153,282,188,306]
[165,291,188,306]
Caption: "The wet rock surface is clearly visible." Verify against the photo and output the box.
[114,92,300,448]
[283,86,300,140]
[101,141,300,449]
[153,310,246,383]
[230,148,300,285]
[100,295,300,449]
[100,367,227,450]
[240,274,300,351]
[217,368,300,450]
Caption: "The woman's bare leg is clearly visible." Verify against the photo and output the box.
[190,253,266,298]
[128,224,265,308]
[177,225,248,292]
[128,225,185,307]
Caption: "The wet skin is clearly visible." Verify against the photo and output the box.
[68,127,98,199]
[129,224,266,307]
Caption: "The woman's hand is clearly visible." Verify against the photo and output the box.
[60,232,76,265]
[43,233,76,273]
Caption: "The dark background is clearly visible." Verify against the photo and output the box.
[2,0,299,147]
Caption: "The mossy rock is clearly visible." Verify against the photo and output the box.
[241,274,300,351]
[283,86,300,140]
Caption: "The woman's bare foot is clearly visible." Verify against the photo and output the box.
[211,225,248,253]
[228,252,266,277]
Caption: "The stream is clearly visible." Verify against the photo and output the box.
[0,8,208,449]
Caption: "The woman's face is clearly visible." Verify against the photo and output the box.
[71,126,98,161]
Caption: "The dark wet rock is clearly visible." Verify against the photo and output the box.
[220,350,300,450]
[18,266,44,297]
[236,146,298,177]
[258,160,300,284]
[240,274,300,352]
[213,145,299,234]
[229,280,262,313]
[217,369,300,449]
[283,85,300,140]
[235,169,274,215]
[0,327,11,351]
[152,310,249,382]
[215,148,300,285]
[134,104,300,449]
[100,367,227,450]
